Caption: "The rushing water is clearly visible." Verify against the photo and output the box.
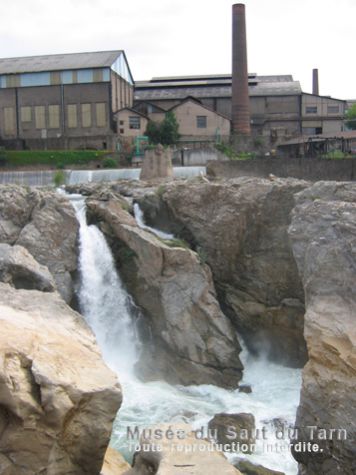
[69,193,301,475]
[133,202,174,240]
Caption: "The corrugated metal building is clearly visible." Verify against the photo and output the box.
[134,74,346,143]
[0,50,134,149]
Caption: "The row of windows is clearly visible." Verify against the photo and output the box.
[305,105,340,114]
[0,68,111,89]
[118,115,209,134]
[2,103,107,135]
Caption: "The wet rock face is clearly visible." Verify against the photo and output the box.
[86,198,243,388]
[0,186,79,303]
[0,283,122,475]
[139,177,309,368]
[288,182,356,475]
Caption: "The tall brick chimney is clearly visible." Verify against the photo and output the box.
[312,68,319,95]
[232,3,251,135]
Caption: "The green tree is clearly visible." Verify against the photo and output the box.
[145,111,180,145]
[345,104,356,130]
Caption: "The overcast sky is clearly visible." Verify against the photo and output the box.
[1,0,355,99]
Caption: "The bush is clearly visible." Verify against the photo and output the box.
[53,170,66,187]
[322,150,347,160]
[102,157,117,168]
[145,111,180,145]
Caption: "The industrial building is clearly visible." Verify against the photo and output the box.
[134,4,346,145]
[134,74,346,144]
[0,4,348,151]
[0,50,134,149]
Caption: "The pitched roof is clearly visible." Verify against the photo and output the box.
[114,107,149,119]
[0,50,123,74]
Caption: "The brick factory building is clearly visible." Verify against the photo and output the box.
[0,50,134,150]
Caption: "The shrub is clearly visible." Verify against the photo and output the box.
[102,157,117,168]
[53,170,66,187]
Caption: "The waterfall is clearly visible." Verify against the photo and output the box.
[70,194,139,375]
[68,192,301,474]
[133,203,174,240]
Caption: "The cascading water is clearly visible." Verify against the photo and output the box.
[70,194,139,375]
[69,193,301,474]
[133,202,174,240]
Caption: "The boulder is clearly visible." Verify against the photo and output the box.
[0,283,122,475]
[138,177,309,367]
[208,413,256,453]
[288,182,356,474]
[238,384,252,394]
[235,459,285,475]
[86,198,243,388]
[0,243,55,292]
[126,424,243,475]
[0,186,78,303]
[101,447,130,475]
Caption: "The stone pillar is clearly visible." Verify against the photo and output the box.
[140,144,174,180]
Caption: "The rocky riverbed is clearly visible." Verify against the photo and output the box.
[0,177,354,474]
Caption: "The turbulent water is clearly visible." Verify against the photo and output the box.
[70,193,301,475]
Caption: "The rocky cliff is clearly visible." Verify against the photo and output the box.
[86,197,243,388]
[0,185,78,303]
[288,182,356,474]
[137,177,309,367]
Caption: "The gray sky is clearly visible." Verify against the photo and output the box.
[1,0,355,99]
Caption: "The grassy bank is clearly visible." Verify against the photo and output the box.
[0,150,110,169]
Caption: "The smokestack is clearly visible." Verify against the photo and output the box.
[232,3,251,135]
[312,68,319,95]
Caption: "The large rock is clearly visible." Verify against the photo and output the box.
[86,198,243,388]
[208,413,256,453]
[234,460,285,475]
[126,424,243,475]
[0,186,79,303]
[138,177,309,367]
[101,447,130,475]
[0,243,55,292]
[288,182,356,474]
[0,283,122,475]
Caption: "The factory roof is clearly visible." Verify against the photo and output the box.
[134,74,302,101]
[0,50,124,74]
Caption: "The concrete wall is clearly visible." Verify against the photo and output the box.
[207,157,356,181]
[173,148,226,166]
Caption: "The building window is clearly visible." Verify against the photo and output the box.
[20,72,50,87]
[197,116,207,128]
[327,105,339,114]
[81,103,92,128]
[48,105,60,129]
[96,103,106,127]
[305,106,317,114]
[120,128,124,134]
[62,71,73,84]
[119,120,124,125]
[3,107,15,135]
[67,104,78,128]
[21,106,32,123]
[34,106,46,129]
[129,116,141,129]
[77,69,94,83]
